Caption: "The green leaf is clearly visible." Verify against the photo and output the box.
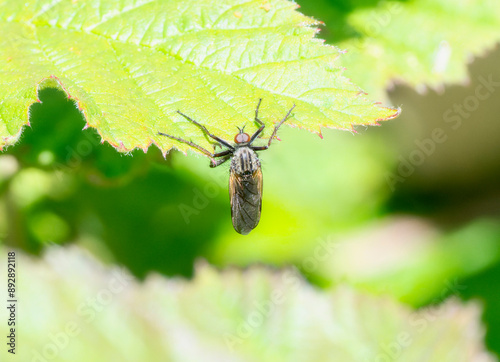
[300,0,500,97]
[3,245,493,361]
[0,0,398,154]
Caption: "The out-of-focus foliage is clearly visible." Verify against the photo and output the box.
[0,246,494,362]
[0,0,398,153]
[299,0,500,98]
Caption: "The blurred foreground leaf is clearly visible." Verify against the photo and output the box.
[1,246,493,361]
[0,0,398,154]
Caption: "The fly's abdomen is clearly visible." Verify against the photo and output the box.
[230,168,263,235]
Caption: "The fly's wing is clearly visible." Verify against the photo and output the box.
[229,168,263,235]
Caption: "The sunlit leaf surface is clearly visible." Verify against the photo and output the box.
[0,0,398,153]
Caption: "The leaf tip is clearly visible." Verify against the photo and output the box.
[349,124,359,134]
[380,106,402,122]
[117,141,128,153]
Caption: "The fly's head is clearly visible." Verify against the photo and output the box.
[234,126,250,145]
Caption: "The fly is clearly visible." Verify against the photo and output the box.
[158,99,295,235]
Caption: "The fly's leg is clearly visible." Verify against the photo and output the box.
[158,132,215,157]
[251,104,295,150]
[177,111,234,150]
[158,132,232,166]
[213,150,232,158]
[249,98,266,144]
[210,154,231,168]
[267,104,295,147]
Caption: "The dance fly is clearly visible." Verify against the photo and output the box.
[159,99,295,235]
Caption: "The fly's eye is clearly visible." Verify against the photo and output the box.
[234,133,250,143]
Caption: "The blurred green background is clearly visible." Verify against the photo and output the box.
[1,0,499,358]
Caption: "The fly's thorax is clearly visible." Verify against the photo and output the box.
[231,146,260,175]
